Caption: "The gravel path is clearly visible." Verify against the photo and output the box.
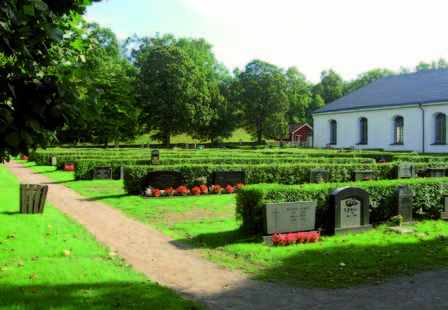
[6,161,448,310]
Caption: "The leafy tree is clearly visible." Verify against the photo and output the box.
[0,0,101,161]
[416,61,431,71]
[135,43,211,147]
[307,95,325,124]
[238,60,289,144]
[312,69,347,104]
[284,67,312,124]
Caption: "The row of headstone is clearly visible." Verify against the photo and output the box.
[261,184,416,239]
[146,170,246,189]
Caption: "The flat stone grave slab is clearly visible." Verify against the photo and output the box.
[354,170,374,182]
[310,168,329,183]
[329,186,372,235]
[427,168,446,177]
[262,201,316,235]
[93,166,112,180]
[387,227,414,234]
[395,184,414,224]
[394,162,415,179]
[147,171,183,190]
[212,171,245,187]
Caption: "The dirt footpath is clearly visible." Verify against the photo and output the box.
[6,161,448,310]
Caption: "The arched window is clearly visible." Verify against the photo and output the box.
[435,113,446,143]
[359,117,368,144]
[330,120,337,144]
[394,116,404,144]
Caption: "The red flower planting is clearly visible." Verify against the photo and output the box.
[165,187,174,196]
[64,165,74,171]
[225,184,234,193]
[212,185,222,194]
[191,186,201,195]
[272,231,320,246]
[235,183,245,190]
[176,186,188,196]
[152,189,161,197]
[200,185,208,193]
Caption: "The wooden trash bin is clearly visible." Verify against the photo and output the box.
[19,184,49,214]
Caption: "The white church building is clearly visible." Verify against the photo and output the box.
[311,69,448,153]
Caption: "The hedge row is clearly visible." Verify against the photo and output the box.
[121,161,448,195]
[235,177,448,235]
[392,155,448,163]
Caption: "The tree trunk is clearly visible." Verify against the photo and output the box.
[104,137,108,148]
[114,139,119,148]
[164,131,171,148]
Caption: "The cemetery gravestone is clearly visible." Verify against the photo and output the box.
[394,163,415,179]
[329,186,372,235]
[119,165,124,180]
[212,171,245,187]
[427,168,446,177]
[263,201,316,235]
[441,194,448,220]
[151,150,159,164]
[93,167,112,180]
[395,185,414,224]
[51,157,57,166]
[147,171,183,189]
[310,168,329,183]
[353,171,374,182]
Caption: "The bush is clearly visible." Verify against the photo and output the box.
[236,177,448,235]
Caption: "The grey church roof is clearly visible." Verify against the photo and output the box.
[312,68,448,114]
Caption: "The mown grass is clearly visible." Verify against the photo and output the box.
[22,160,448,289]
[0,163,205,310]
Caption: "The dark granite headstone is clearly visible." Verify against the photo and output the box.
[51,157,57,166]
[147,171,183,189]
[310,168,329,183]
[427,168,446,178]
[151,150,159,164]
[441,194,448,220]
[394,163,415,179]
[64,160,74,168]
[395,185,414,224]
[262,201,316,235]
[354,171,374,182]
[212,171,245,187]
[329,186,372,235]
[93,166,112,180]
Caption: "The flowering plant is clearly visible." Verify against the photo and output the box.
[152,189,161,197]
[235,183,245,190]
[272,231,320,246]
[176,186,189,196]
[21,156,28,160]
[165,187,174,196]
[64,165,74,171]
[200,185,208,193]
[225,184,234,193]
[191,186,201,195]
[212,185,222,194]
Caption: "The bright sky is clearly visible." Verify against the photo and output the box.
[85,0,448,83]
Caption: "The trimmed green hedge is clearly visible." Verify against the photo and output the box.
[392,155,448,163]
[121,162,447,195]
[236,178,448,235]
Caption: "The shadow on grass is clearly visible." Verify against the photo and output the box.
[0,211,19,215]
[0,281,203,310]
[174,228,262,249]
[76,194,129,201]
[41,180,78,185]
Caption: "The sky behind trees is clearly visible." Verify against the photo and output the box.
[86,0,448,83]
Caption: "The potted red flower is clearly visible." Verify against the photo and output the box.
[235,183,245,190]
[165,187,174,197]
[177,186,189,196]
[200,185,208,194]
[212,185,222,194]
[152,189,161,197]
[225,184,234,193]
[191,186,201,195]
[64,165,74,171]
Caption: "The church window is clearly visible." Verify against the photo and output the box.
[329,120,337,144]
[394,116,404,144]
[435,113,446,143]
[359,117,368,144]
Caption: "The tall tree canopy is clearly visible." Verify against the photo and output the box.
[238,60,289,144]
[312,69,346,105]
[284,66,312,124]
[134,38,211,147]
[0,0,101,161]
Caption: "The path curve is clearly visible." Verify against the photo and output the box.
[6,161,448,310]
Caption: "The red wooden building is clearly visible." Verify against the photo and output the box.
[282,123,313,143]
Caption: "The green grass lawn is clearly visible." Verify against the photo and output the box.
[0,164,205,310]
[21,161,448,289]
